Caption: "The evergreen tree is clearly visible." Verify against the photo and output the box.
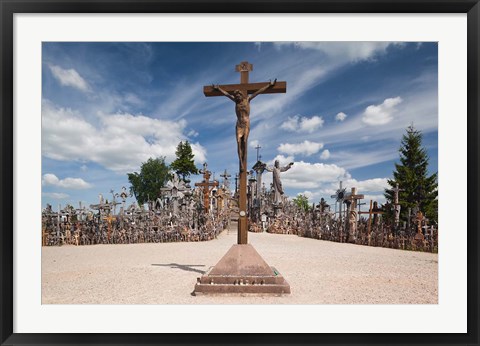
[127,157,170,205]
[170,141,199,182]
[384,125,438,223]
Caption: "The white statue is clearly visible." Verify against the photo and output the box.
[265,160,294,205]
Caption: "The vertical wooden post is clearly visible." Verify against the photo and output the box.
[237,68,250,245]
[238,167,248,244]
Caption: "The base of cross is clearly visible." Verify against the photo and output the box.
[193,244,291,295]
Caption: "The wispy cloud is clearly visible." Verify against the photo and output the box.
[42,192,70,199]
[273,42,401,63]
[331,148,398,170]
[48,65,91,92]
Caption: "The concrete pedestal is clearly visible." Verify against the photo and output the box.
[193,244,290,295]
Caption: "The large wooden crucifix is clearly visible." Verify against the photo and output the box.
[203,61,286,244]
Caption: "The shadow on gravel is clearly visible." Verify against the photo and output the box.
[152,263,206,274]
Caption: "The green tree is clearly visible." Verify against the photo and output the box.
[127,157,170,205]
[384,125,438,223]
[293,194,311,213]
[170,141,199,182]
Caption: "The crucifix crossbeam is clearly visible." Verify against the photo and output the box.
[204,82,287,97]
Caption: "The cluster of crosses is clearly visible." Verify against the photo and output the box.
[41,169,234,247]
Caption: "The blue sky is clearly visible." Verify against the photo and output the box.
[41,42,438,211]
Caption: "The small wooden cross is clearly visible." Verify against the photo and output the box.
[194,163,219,213]
[416,211,424,234]
[220,169,231,189]
[392,183,403,205]
[344,187,364,219]
[254,144,262,162]
[414,210,426,241]
[103,214,116,241]
[344,187,364,242]
[359,200,384,245]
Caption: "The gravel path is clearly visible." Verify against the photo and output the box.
[42,222,438,304]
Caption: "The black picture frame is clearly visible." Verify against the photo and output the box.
[1,1,478,345]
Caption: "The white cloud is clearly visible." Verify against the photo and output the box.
[269,155,295,166]
[280,115,324,133]
[190,143,207,165]
[41,100,207,173]
[325,178,389,195]
[362,97,403,126]
[279,117,298,132]
[48,65,90,92]
[42,173,92,190]
[281,161,350,189]
[249,139,260,148]
[278,140,323,156]
[299,190,314,201]
[293,190,325,203]
[42,192,70,199]
[335,112,347,121]
[344,178,389,193]
[320,149,330,160]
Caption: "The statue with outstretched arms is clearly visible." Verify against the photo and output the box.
[265,159,294,205]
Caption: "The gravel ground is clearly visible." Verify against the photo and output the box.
[42,222,438,304]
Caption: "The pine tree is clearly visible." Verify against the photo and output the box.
[170,141,199,182]
[384,125,438,223]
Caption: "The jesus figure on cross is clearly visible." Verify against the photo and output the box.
[213,79,276,172]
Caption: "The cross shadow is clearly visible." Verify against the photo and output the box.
[151,263,206,274]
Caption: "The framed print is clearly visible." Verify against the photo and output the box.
[1,1,479,345]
